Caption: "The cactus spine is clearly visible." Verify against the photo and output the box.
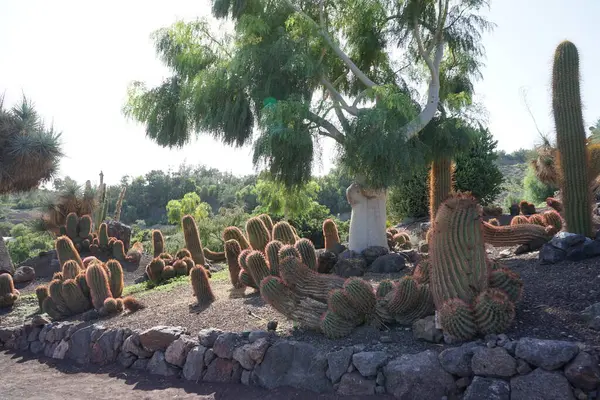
[106,259,124,298]
[272,221,297,245]
[146,258,165,283]
[482,221,554,247]
[182,215,206,266]
[225,239,242,288]
[62,259,81,280]
[62,279,91,314]
[85,263,113,310]
[152,229,164,258]
[56,235,84,269]
[429,156,453,221]
[265,240,283,276]
[78,215,92,239]
[223,226,250,249]
[246,251,271,288]
[552,41,593,237]
[258,213,274,233]
[245,217,271,252]
[542,210,563,231]
[322,219,340,251]
[295,238,317,270]
[112,240,127,261]
[190,265,215,306]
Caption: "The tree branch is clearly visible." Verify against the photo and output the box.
[307,111,345,143]
[333,102,352,134]
[320,77,358,115]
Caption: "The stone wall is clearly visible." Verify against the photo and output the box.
[1,319,599,399]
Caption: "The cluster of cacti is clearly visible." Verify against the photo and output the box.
[144,251,198,284]
[36,238,143,320]
[59,213,94,252]
[507,210,564,232]
[393,231,412,250]
[429,193,523,340]
[510,215,530,226]
[519,201,536,215]
[272,220,297,245]
[0,273,20,308]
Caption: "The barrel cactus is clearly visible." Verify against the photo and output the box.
[225,239,243,288]
[56,235,83,269]
[245,217,271,252]
[182,215,206,266]
[272,221,297,245]
[190,265,215,306]
[223,226,250,249]
[294,238,317,271]
[322,219,340,251]
[0,273,19,308]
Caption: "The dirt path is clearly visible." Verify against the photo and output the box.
[0,350,389,400]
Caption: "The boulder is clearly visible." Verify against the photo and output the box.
[515,338,579,370]
[581,303,600,330]
[212,332,243,359]
[412,316,443,343]
[117,351,137,368]
[66,326,93,365]
[550,232,586,251]
[583,238,600,258]
[183,346,207,381]
[91,329,119,365]
[439,342,480,377]
[563,352,600,391]
[463,376,509,400]
[12,266,35,283]
[165,335,199,367]
[327,347,354,384]
[139,325,186,352]
[107,220,132,252]
[471,347,517,378]
[334,251,367,278]
[539,243,566,264]
[337,372,376,396]
[361,246,389,266]
[204,358,242,383]
[0,238,14,274]
[510,368,575,400]
[147,350,180,377]
[317,250,337,274]
[368,253,406,273]
[198,328,223,347]
[352,351,389,377]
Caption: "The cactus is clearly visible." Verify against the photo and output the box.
[552,41,593,237]
[99,223,109,249]
[172,259,188,276]
[376,280,394,298]
[78,215,92,239]
[35,284,49,310]
[429,194,489,308]
[246,251,271,288]
[159,252,174,264]
[295,238,317,270]
[510,216,530,226]
[48,278,69,315]
[0,273,19,308]
[146,258,165,282]
[265,240,283,276]
[65,212,79,239]
[122,296,145,312]
[76,272,90,298]
[489,267,523,304]
[429,156,453,221]
[519,200,536,215]
[85,263,113,310]
[106,259,124,298]
[182,214,206,266]
[393,284,435,325]
[176,248,192,260]
[190,265,215,306]
[112,240,127,261]
[56,235,84,269]
[413,261,430,285]
[542,210,563,231]
[258,213,274,233]
[62,259,81,280]
[225,239,242,287]
[320,310,357,339]
[113,185,127,222]
[246,217,271,252]
[546,197,563,212]
[528,214,546,227]
[323,219,340,251]
[204,248,226,262]
[387,276,420,315]
[278,244,301,261]
[482,221,554,247]
[487,218,500,226]
[239,269,257,289]
[393,232,412,249]
[473,288,516,335]
[343,278,377,315]
[102,297,119,316]
[162,265,176,280]
[42,296,63,320]
[272,221,297,245]
[152,229,164,258]
[181,257,195,273]
[223,226,250,249]
[62,279,92,314]
[279,256,344,302]
[90,243,99,254]
[438,298,478,340]
[53,271,64,281]
[327,288,363,322]
[238,249,252,270]
[116,297,124,312]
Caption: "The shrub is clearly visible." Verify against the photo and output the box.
[523,164,558,205]
[387,165,429,222]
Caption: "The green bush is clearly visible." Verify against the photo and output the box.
[387,165,429,222]
[6,223,54,264]
[0,221,13,236]
[523,164,558,204]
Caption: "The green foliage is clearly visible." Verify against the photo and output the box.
[387,165,429,221]
[523,165,558,204]
[166,192,211,224]
[454,126,505,205]
[253,176,321,220]
[6,223,54,264]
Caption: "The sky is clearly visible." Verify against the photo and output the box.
[0,0,598,186]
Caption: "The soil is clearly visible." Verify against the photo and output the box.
[0,350,390,400]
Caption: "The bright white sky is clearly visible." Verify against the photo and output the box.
[0,0,598,185]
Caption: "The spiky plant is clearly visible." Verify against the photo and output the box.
[272,221,297,245]
[98,223,110,249]
[265,240,283,276]
[542,210,563,231]
[106,259,124,298]
[176,248,192,260]
[246,251,271,288]
[182,214,206,266]
[245,216,271,252]
[190,265,215,306]
[294,238,317,270]
[62,259,81,280]
[85,263,113,310]
[429,157,453,221]
[35,284,49,310]
[113,185,127,222]
[257,213,274,233]
[152,229,164,258]
[223,226,250,249]
[0,273,19,308]
[56,235,83,269]
[62,279,92,314]
[112,240,127,261]
[146,258,165,283]
[225,239,243,287]
[173,259,188,276]
[322,219,340,251]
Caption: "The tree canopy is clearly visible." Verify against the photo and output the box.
[124,0,493,189]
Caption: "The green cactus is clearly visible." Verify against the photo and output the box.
[172,259,188,276]
[482,221,554,247]
[279,256,345,302]
[278,244,301,261]
[65,212,79,239]
[48,278,69,315]
[62,279,92,314]
[542,210,563,231]
[473,288,515,335]
[112,240,127,261]
[429,156,453,222]
[258,213,274,233]
[56,235,84,269]
[387,276,420,315]
[62,259,81,280]
[552,41,593,237]
[53,271,64,281]
[487,218,500,226]
[35,284,49,310]
[223,226,250,249]
[239,269,257,289]
[106,259,124,298]
[76,272,90,298]
[225,239,242,288]
[182,215,206,266]
[438,298,478,340]
[78,215,92,239]
[320,310,357,339]
[327,288,363,322]
[238,249,252,270]
[393,284,435,325]
[0,273,19,308]
[295,238,317,271]
[162,265,176,280]
[42,296,63,320]
[85,263,113,310]
[413,261,430,285]
[190,265,215,306]
[146,258,165,282]
[259,276,294,314]
[430,194,489,308]
[102,297,119,316]
[528,214,546,226]
[181,256,195,274]
[176,248,192,260]
[115,297,124,312]
[204,248,226,262]
[376,280,394,298]
[245,217,271,252]
[59,226,67,236]
[343,278,377,315]
[322,218,340,251]
[99,223,109,249]
[246,251,271,288]
[265,240,283,276]
[488,268,523,304]
[152,229,165,258]
[272,221,296,245]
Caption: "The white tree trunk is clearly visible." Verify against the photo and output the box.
[346,182,388,253]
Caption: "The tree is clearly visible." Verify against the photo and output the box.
[123,0,492,251]
[589,118,600,143]
[165,192,211,224]
[523,165,558,204]
[253,176,323,220]
[454,126,505,205]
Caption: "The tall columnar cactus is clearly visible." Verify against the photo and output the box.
[112,240,127,261]
[295,238,317,271]
[239,269,257,289]
[552,41,592,237]
[429,156,453,222]
[238,249,252,270]
[113,185,127,222]
[152,229,164,258]
[0,273,19,308]
[322,219,340,251]
[48,278,69,315]
[182,215,206,266]
[265,240,283,276]
[56,235,84,269]
[245,217,271,252]
[62,259,81,280]
[65,212,79,239]
[272,221,297,245]
[258,213,274,233]
[85,263,113,310]
[246,251,271,288]
[62,279,92,314]
[146,258,165,283]
[106,259,124,298]
[76,272,90,298]
[99,223,110,249]
[225,239,242,288]
[78,215,92,239]
[190,265,215,306]
[223,226,250,249]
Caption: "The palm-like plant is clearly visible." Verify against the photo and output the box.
[0,94,63,194]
